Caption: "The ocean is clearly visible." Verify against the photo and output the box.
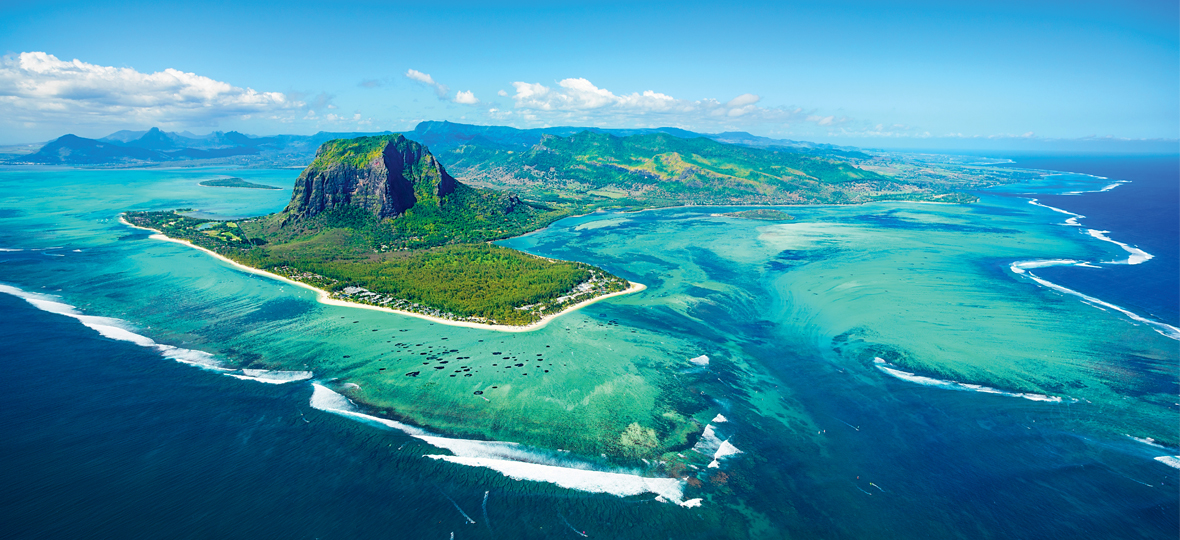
[0,156,1176,539]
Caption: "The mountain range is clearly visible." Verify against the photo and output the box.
[9,122,858,166]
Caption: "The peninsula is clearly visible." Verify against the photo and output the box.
[125,134,634,327]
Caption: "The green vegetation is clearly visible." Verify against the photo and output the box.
[308,135,395,169]
[720,208,794,221]
[442,131,984,207]
[272,184,569,251]
[125,209,628,325]
[198,177,282,189]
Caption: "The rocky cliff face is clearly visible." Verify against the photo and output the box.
[283,134,457,223]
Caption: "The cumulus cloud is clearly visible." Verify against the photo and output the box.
[504,78,834,130]
[0,52,299,127]
[405,68,480,105]
[453,90,479,105]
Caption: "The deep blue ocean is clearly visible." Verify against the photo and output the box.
[995,154,1179,326]
[1,155,1176,539]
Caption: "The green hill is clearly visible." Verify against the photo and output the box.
[443,131,976,206]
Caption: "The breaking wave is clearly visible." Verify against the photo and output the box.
[1014,200,1178,341]
[0,283,312,384]
[308,384,692,505]
[873,358,1065,402]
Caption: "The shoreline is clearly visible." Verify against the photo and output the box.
[119,216,645,333]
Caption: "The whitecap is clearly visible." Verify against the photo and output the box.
[1086,229,1154,265]
[229,369,314,384]
[873,358,1064,402]
[692,424,724,455]
[688,355,710,366]
[712,414,728,423]
[714,440,743,460]
[1154,456,1180,469]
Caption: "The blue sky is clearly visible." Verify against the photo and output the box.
[1,0,1176,150]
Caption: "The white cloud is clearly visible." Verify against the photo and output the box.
[406,69,480,105]
[0,52,299,127]
[504,78,832,131]
[454,90,479,105]
[405,68,449,99]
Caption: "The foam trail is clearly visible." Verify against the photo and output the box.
[869,482,884,492]
[836,418,860,431]
[874,358,1065,402]
[439,490,475,524]
[309,384,689,503]
[481,491,492,536]
[1126,435,1167,449]
[559,514,589,537]
[1029,199,1083,220]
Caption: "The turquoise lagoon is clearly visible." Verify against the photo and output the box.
[0,164,1176,538]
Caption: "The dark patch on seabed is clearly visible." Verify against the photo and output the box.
[852,208,1019,234]
[767,246,841,271]
[243,297,316,323]
[0,208,24,218]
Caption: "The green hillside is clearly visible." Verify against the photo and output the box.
[443,131,977,206]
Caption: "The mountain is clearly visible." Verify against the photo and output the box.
[403,120,832,154]
[121,127,184,150]
[405,121,720,153]
[11,121,841,167]
[264,134,549,249]
[20,134,167,164]
[284,134,455,223]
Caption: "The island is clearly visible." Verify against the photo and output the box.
[125,134,636,327]
[198,177,283,189]
[718,209,794,221]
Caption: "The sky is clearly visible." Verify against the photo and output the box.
[0,0,1177,151]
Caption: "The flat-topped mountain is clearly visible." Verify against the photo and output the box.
[284,134,456,223]
[269,134,538,248]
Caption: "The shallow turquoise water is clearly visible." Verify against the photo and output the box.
[1,164,1176,538]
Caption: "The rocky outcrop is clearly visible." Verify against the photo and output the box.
[283,134,457,223]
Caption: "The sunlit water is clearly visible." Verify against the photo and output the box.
[0,161,1175,538]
